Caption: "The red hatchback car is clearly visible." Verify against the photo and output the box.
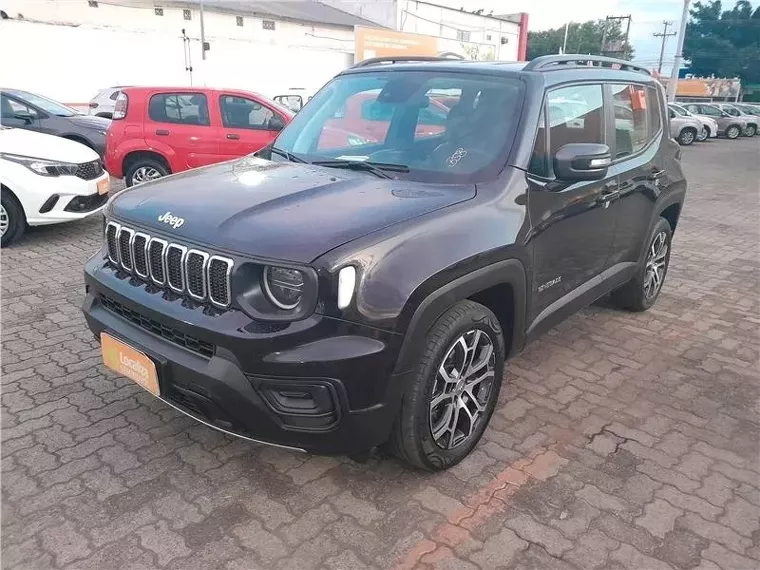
[105,87,294,186]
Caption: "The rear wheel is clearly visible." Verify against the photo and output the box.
[125,159,169,187]
[386,300,505,471]
[696,127,708,142]
[1,191,26,247]
[611,218,672,312]
[678,128,696,146]
[726,125,741,139]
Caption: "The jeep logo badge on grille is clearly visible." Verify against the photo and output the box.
[158,211,185,229]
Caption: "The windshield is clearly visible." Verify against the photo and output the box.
[13,91,78,117]
[271,70,524,182]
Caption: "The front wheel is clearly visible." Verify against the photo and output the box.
[386,300,505,471]
[678,128,696,146]
[125,159,169,187]
[696,127,708,142]
[744,125,757,137]
[611,218,672,312]
[1,191,26,247]
[726,125,741,139]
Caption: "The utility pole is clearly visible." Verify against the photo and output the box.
[667,0,691,102]
[600,15,632,58]
[653,21,676,74]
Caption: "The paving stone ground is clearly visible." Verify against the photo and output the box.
[2,138,759,570]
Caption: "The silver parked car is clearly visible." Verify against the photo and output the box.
[668,103,718,142]
[667,106,703,145]
[710,103,758,136]
[682,103,749,139]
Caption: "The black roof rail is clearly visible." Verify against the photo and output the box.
[352,54,465,68]
[523,55,651,75]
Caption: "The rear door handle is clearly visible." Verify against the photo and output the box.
[226,133,240,140]
[155,129,169,136]
[648,169,666,180]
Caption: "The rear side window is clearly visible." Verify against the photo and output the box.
[611,84,650,158]
[109,90,121,101]
[148,93,210,126]
[647,87,662,136]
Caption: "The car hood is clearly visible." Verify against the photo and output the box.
[109,156,476,263]
[68,114,111,130]
[0,127,99,162]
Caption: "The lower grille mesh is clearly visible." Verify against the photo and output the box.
[99,294,214,358]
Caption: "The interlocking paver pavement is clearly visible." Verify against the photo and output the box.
[2,138,759,569]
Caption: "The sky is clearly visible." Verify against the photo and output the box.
[444,0,696,73]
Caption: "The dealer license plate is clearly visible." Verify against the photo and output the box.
[101,333,160,396]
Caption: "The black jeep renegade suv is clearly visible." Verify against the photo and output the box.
[83,55,686,471]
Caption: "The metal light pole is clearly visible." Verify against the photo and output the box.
[562,21,570,54]
[667,0,691,102]
[200,0,206,60]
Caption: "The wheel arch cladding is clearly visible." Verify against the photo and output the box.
[393,259,527,374]
[123,150,171,175]
[660,203,681,232]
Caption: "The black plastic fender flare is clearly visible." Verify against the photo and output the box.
[392,258,527,374]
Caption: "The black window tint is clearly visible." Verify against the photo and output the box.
[610,84,650,158]
[220,95,276,129]
[528,105,549,177]
[547,84,604,158]
[1,95,33,118]
[148,93,209,126]
[109,90,120,101]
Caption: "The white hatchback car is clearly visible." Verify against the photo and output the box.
[0,127,110,246]
[87,86,128,119]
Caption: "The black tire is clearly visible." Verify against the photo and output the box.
[611,217,673,312]
[386,300,505,471]
[1,191,26,247]
[678,128,696,146]
[125,158,169,187]
[726,125,741,139]
[744,125,757,137]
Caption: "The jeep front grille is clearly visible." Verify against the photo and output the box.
[105,222,233,308]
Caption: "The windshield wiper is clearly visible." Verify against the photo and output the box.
[310,159,409,179]
[269,146,307,163]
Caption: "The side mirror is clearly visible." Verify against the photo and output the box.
[268,115,285,131]
[14,110,34,124]
[554,143,611,182]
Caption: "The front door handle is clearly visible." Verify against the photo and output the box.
[598,183,620,209]
[648,169,666,180]
[155,129,169,136]
[226,133,240,140]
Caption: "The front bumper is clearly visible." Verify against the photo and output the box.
[82,255,408,454]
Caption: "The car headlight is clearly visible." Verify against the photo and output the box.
[263,266,306,310]
[0,153,78,177]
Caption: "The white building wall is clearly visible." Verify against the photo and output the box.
[0,0,355,104]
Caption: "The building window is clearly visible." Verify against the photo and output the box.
[236,15,244,26]
[262,19,276,31]
[486,34,492,41]
[456,30,470,42]
[154,7,164,16]
[88,0,98,7]
[183,9,191,20]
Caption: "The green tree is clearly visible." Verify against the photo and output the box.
[527,19,634,60]
[684,0,760,83]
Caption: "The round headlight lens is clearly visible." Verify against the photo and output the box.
[263,266,305,310]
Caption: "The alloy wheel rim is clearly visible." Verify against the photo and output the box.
[683,131,694,144]
[697,129,707,141]
[429,329,496,450]
[0,204,8,236]
[728,127,739,138]
[644,231,668,300]
[132,166,162,185]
